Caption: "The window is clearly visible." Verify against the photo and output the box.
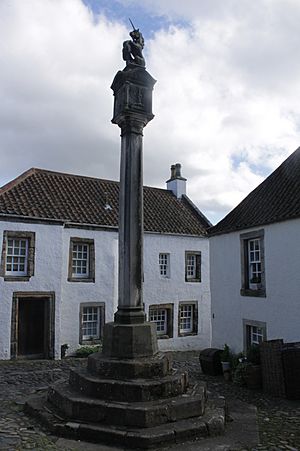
[0,231,35,281]
[68,238,95,282]
[149,304,174,338]
[159,253,170,278]
[185,251,201,282]
[243,319,267,350]
[178,302,198,336]
[79,303,104,344]
[72,243,89,277]
[240,230,265,296]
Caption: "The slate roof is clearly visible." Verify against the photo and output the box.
[0,168,210,236]
[210,147,300,235]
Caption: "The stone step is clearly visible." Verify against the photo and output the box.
[87,351,173,379]
[48,381,207,428]
[69,367,188,402]
[25,394,225,449]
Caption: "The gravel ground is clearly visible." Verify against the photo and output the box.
[0,353,299,451]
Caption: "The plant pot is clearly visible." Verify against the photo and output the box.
[221,361,231,381]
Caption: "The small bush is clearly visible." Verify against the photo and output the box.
[221,344,231,362]
[246,344,261,365]
[233,362,249,386]
[75,344,101,358]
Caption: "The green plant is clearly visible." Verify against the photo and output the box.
[221,344,231,362]
[232,362,249,386]
[75,344,101,358]
[231,352,245,371]
[246,344,261,365]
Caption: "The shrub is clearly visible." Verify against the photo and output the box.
[75,344,101,358]
[246,344,261,365]
[221,344,231,362]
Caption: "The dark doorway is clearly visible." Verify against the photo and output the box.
[11,292,55,360]
[18,298,49,358]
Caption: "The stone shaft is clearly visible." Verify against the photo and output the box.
[116,120,145,323]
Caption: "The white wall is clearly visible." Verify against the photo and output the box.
[60,228,118,354]
[0,221,63,359]
[144,234,211,351]
[210,219,300,353]
[0,220,211,358]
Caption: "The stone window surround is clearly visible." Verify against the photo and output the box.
[68,237,95,283]
[79,302,105,345]
[178,301,198,337]
[240,229,266,297]
[148,303,174,339]
[0,231,35,282]
[185,251,201,283]
[243,318,267,352]
[10,291,55,359]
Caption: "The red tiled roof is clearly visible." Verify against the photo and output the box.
[210,147,300,235]
[0,168,210,236]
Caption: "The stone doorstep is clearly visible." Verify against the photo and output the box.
[48,382,207,428]
[25,394,225,449]
[87,352,173,380]
[69,367,189,402]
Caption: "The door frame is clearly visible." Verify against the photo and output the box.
[11,291,55,359]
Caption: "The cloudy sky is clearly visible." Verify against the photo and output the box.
[1,0,300,224]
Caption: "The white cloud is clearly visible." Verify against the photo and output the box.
[1,0,300,224]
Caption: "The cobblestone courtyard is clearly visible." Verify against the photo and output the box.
[0,353,299,450]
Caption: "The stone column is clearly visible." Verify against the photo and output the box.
[116,117,145,324]
[102,65,157,358]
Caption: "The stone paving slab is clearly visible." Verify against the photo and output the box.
[0,353,299,450]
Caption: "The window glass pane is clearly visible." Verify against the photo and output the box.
[150,308,167,335]
[159,253,169,277]
[179,305,193,333]
[72,242,90,277]
[82,306,100,339]
[6,238,28,275]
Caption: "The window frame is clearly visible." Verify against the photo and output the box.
[178,301,198,337]
[68,238,95,283]
[79,302,105,345]
[148,303,174,339]
[243,319,267,351]
[0,231,35,281]
[159,253,170,278]
[185,251,201,282]
[240,229,266,297]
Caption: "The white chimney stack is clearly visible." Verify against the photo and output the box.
[166,163,187,198]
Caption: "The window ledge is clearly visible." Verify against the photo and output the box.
[68,277,95,283]
[80,339,101,345]
[178,332,198,337]
[240,288,266,298]
[3,275,31,282]
[185,279,201,283]
[157,334,172,340]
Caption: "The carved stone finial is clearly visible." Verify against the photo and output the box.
[122,26,145,68]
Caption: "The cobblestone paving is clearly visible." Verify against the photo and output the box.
[173,353,300,451]
[0,353,299,450]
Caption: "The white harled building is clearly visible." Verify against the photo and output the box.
[210,147,300,353]
[0,164,212,359]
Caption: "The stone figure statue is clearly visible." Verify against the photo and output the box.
[123,20,145,67]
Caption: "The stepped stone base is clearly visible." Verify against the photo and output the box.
[25,395,225,449]
[25,350,226,448]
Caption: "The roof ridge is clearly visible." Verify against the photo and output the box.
[1,167,177,193]
[29,168,120,184]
